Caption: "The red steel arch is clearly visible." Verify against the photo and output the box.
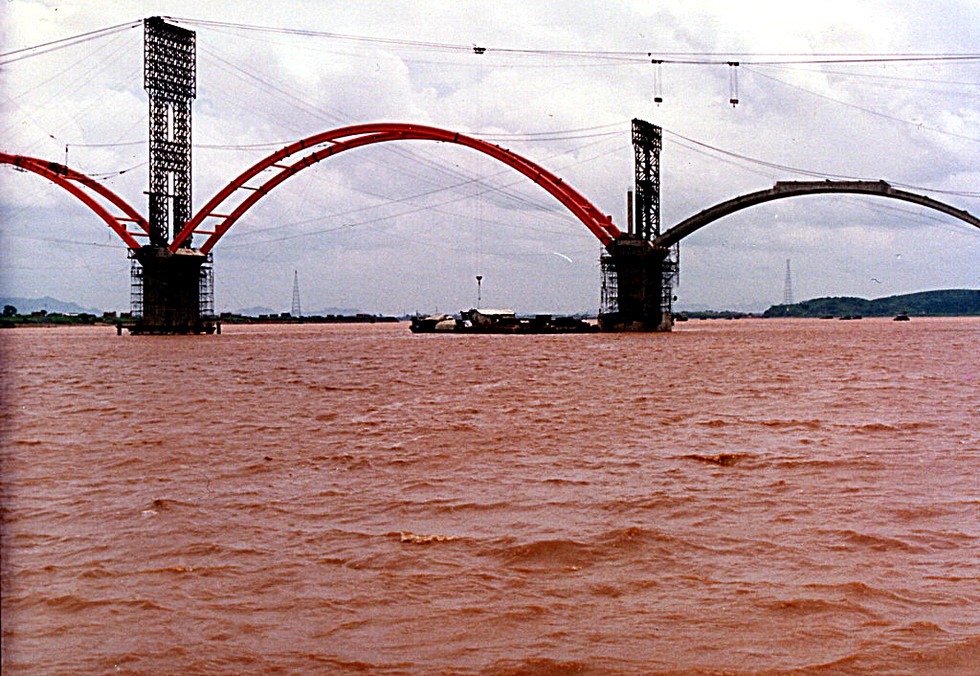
[0,152,149,249]
[171,122,622,253]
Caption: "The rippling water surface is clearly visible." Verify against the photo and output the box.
[2,318,978,674]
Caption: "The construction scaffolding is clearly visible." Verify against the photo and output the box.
[129,253,143,318]
[127,17,215,334]
[199,253,214,319]
[129,250,213,320]
[599,119,677,331]
[600,251,618,317]
[600,237,673,331]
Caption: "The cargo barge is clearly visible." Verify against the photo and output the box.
[410,308,598,334]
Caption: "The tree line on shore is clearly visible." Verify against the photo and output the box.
[761,289,979,318]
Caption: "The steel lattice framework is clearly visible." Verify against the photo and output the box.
[624,119,676,328]
[632,118,661,241]
[144,16,195,247]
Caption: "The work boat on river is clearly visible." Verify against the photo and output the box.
[410,308,597,334]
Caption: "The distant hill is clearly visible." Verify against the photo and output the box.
[0,296,102,315]
[309,307,362,316]
[764,289,980,318]
[234,306,277,317]
[232,306,362,317]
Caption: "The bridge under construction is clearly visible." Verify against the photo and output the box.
[3,17,978,334]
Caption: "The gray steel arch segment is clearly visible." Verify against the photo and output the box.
[653,180,980,249]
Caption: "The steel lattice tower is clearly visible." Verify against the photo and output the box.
[783,259,794,305]
[291,270,302,318]
[632,119,661,241]
[144,17,195,246]
[599,119,675,331]
[129,18,214,334]
[633,118,677,327]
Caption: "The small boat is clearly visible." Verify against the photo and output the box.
[462,308,522,333]
[893,311,910,321]
[409,314,460,333]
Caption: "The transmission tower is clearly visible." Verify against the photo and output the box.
[291,270,302,317]
[783,259,795,305]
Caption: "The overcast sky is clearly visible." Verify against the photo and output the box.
[1,0,977,314]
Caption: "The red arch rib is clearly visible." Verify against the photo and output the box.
[171,123,621,253]
[1,152,149,249]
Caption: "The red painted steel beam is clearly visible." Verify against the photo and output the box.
[172,122,621,253]
[191,131,404,253]
[1,152,148,249]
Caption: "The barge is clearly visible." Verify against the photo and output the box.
[410,308,598,334]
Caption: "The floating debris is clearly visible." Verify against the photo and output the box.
[397,532,459,544]
[685,453,743,467]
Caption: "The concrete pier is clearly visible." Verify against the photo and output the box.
[599,236,673,332]
[130,246,215,334]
